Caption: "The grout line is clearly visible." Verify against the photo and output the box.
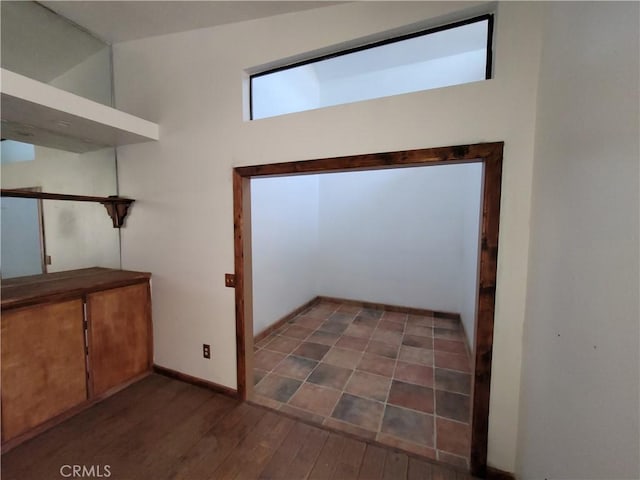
[375,312,407,437]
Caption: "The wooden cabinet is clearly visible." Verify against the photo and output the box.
[0,268,152,451]
[1,300,87,441]
[88,283,152,396]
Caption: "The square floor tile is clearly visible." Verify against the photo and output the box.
[318,320,349,335]
[402,335,433,349]
[435,368,470,395]
[405,324,433,337]
[394,362,434,388]
[254,349,287,371]
[398,346,434,366]
[407,315,435,328]
[272,355,318,380]
[264,335,301,354]
[434,352,471,372]
[357,353,396,377]
[433,338,468,354]
[288,383,341,417]
[353,315,379,328]
[365,340,399,359]
[293,342,331,361]
[380,404,434,446]
[307,362,353,390]
[282,325,314,340]
[324,347,363,369]
[435,390,470,422]
[376,321,405,333]
[328,312,355,324]
[433,327,465,341]
[254,368,268,385]
[388,380,434,414]
[254,373,302,403]
[292,316,324,330]
[436,417,470,457]
[381,311,407,323]
[344,324,375,339]
[345,370,391,402]
[331,393,384,431]
[371,328,403,345]
[308,330,341,345]
[335,335,369,352]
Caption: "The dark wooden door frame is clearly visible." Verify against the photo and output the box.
[233,142,503,478]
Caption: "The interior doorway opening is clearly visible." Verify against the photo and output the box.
[233,142,503,477]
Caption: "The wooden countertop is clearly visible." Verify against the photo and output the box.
[1,267,151,311]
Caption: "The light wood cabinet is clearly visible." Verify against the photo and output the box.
[1,300,87,441]
[0,268,152,451]
[88,283,152,397]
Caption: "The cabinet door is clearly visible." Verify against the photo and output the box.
[87,282,152,397]
[1,299,87,442]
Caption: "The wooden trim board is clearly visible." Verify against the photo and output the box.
[486,466,517,480]
[233,142,504,478]
[317,295,461,319]
[153,365,238,399]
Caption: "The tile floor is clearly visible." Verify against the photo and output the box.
[251,299,473,470]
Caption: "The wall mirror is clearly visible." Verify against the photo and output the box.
[0,1,122,279]
[0,141,120,279]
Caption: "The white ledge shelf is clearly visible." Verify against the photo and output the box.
[1,68,159,153]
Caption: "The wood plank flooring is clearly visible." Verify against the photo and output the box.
[1,374,476,480]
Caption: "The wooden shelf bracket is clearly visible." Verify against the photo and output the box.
[101,197,134,228]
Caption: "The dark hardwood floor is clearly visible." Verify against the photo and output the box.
[1,374,476,480]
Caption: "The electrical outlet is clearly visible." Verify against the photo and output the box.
[203,344,211,359]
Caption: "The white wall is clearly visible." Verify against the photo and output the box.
[316,165,481,323]
[518,2,639,479]
[251,175,319,335]
[114,2,545,472]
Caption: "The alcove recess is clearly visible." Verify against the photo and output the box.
[1,69,160,228]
